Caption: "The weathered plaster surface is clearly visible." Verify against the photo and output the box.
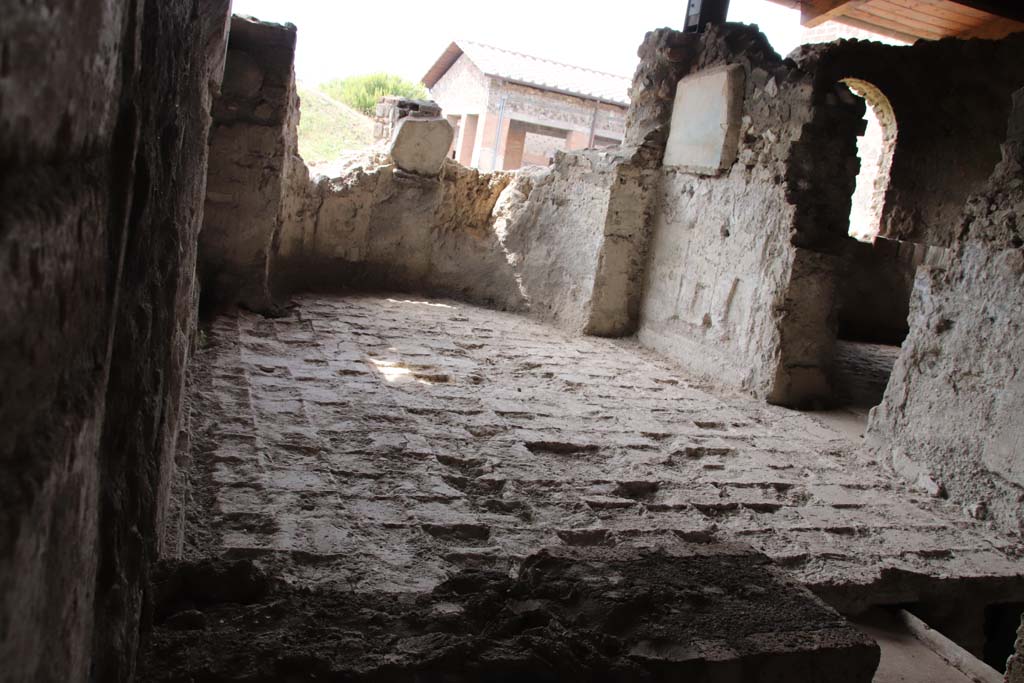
[664,64,745,173]
[867,88,1024,536]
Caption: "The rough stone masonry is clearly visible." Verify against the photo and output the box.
[3,3,1024,681]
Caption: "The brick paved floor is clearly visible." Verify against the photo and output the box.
[176,294,1023,613]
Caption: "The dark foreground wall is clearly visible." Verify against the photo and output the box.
[0,1,231,680]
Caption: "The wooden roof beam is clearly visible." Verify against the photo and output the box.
[801,0,870,28]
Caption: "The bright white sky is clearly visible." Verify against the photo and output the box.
[231,0,805,85]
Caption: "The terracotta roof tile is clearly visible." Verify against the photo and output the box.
[423,40,631,106]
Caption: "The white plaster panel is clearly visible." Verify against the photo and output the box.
[664,65,745,174]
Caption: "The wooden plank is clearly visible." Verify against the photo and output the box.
[846,7,949,38]
[871,0,977,30]
[896,610,1003,683]
[831,13,929,41]
[864,0,974,34]
[801,0,870,27]
[880,0,996,21]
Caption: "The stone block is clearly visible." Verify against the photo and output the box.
[388,117,454,176]
[664,64,745,174]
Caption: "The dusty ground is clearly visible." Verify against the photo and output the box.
[147,293,1024,680]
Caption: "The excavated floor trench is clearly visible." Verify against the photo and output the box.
[145,293,1024,680]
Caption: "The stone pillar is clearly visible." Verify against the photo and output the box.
[457,114,479,166]
[476,111,511,172]
[502,121,527,170]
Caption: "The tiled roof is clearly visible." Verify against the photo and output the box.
[422,40,631,107]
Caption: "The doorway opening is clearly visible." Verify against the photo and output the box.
[831,79,906,413]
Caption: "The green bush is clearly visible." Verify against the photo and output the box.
[321,73,428,117]
[296,84,375,164]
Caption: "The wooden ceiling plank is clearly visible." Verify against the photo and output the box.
[882,0,997,20]
[846,6,949,37]
[867,0,977,32]
[801,0,871,27]
[830,13,927,41]
[872,0,978,29]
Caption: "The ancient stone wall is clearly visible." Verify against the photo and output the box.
[198,31,541,314]
[0,0,231,680]
[632,25,863,406]
[796,35,1024,248]
[200,17,297,313]
[495,151,616,332]
[274,157,526,311]
[492,148,655,335]
[867,88,1024,536]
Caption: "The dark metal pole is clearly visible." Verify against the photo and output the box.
[684,0,731,32]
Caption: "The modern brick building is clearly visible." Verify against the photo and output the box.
[422,40,630,171]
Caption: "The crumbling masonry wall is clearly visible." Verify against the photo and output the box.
[628,27,1024,407]
[200,20,654,334]
[631,26,863,406]
[200,23,539,313]
[867,88,1024,537]
[493,148,656,335]
[200,16,297,313]
[0,1,231,680]
[797,35,1024,248]
[274,156,527,311]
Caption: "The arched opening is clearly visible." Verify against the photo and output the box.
[843,78,897,242]
[830,79,908,415]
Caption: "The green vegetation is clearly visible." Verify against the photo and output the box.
[320,73,428,117]
[296,83,375,165]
